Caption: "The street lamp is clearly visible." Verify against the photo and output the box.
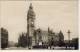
[67,30,71,48]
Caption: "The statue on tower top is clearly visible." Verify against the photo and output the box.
[29,3,33,9]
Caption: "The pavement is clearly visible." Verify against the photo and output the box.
[3,46,75,50]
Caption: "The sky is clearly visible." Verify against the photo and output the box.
[0,0,78,42]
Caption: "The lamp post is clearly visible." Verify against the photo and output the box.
[67,30,71,48]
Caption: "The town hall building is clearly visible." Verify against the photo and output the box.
[26,3,64,48]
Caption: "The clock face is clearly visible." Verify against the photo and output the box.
[31,22,34,27]
[31,22,34,24]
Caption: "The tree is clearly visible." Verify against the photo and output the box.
[18,33,27,47]
[58,30,64,46]
[1,27,8,49]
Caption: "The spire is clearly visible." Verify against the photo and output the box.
[59,30,63,35]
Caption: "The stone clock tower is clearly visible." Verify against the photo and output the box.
[27,3,36,47]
